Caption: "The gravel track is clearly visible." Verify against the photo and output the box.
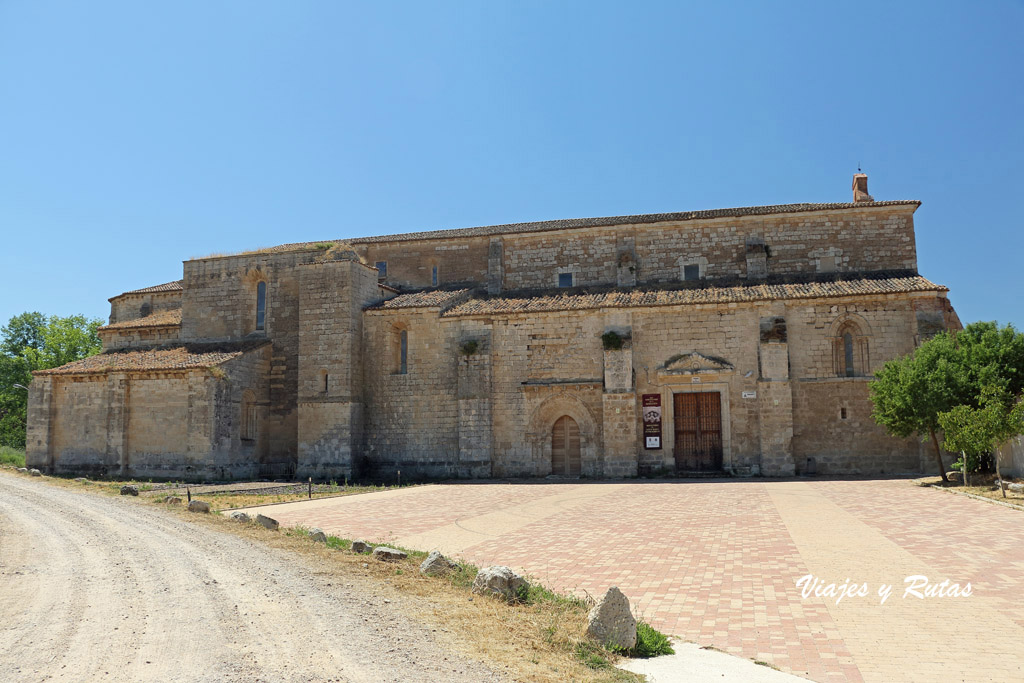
[0,473,504,682]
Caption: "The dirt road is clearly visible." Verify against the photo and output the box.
[0,473,503,682]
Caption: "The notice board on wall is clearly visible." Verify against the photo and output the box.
[642,393,662,450]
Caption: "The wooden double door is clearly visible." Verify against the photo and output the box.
[673,392,723,472]
[551,415,581,476]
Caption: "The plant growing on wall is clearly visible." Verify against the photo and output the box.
[601,331,624,351]
[459,340,479,356]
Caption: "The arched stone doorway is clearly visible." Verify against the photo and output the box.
[551,415,581,476]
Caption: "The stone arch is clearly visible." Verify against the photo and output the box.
[828,313,872,377]
[526,392,600,477]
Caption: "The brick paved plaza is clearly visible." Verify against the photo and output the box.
[243,479,1024,682]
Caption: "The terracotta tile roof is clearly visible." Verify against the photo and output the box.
[443,275,946,318]
[98,309,182,332]
[369,289,472,311]
[33,340,269,376]
[264,200,920,251]
[109,280,184,300]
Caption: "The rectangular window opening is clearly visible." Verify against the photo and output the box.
[558,272,573,288]
[683,264,700,281]
[431,265,438,287]
[375,261,387,279]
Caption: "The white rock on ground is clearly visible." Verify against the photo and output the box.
[188,500,211,513]
[163,496,183,505]
[351,540,372,554]
[229,511,251,523]
[372,546,408,562]
[471,566,527,602]
[120,485,139,496]
[255,514,279,530]
[587,586,637,650]
[419,550,459,576]
[309,528,328,543]
[29,469,41,476]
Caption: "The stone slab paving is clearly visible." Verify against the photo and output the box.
[240,479,1024,682]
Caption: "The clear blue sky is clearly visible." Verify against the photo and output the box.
[1,1,1021,329]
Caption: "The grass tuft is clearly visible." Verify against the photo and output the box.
[1,447,26,468]
[631,621,675,658]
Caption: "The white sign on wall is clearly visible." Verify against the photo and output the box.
[742,391,757,399]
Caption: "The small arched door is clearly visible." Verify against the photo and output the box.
[551,415,581,476]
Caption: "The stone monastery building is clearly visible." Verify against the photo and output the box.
[27,175,960,481]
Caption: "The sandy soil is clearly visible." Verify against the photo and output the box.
[0,472,504,682]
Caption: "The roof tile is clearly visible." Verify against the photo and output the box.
[370,289,472,311]
[98,309,182,331]
[443,276,946,317]
[110,280,184,300]
[33,340,269,376]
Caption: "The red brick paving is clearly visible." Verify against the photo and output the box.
[242,479,1024,682]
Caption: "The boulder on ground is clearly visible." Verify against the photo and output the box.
[1008,482,1024,493]
[229,511,251,523]
[163,496,183,505]
[471,566,528,603]
[188,500,211,513]
[587,586,637,650]
[255,514,279,530]
[351,540,372,554]
[372,546,408,562]
[29,469,41,477]
[74,477,88,482]
[309,528,328,543]
[120,485,139,496]
[16,467,27,473]
[420,550,459,576]
[946,471,962,482]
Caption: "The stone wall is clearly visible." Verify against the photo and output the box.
[361,308,461,479]
[997,436,1024,478]
[109,289,181,325]
[353,205,918,293]
[100,325,181,351]
[358,236,491,290]
[181,251,317,463]
[296,258,382,480]
[26,345,270,480]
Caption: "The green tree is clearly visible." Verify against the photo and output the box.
[0,312,103,448]
[870,322,1024,482]
[939,387,1024,490]
[0,311,46,357]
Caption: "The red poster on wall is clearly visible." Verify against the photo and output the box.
[642,393,662,450]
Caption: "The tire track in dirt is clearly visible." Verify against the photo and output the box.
[0,473,505,683]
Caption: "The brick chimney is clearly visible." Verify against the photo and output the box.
[852,173,874,203]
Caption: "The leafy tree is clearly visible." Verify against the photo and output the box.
[939,386,1024,490]
[0,312,46,357]
[870,331,970,481]
[870,322,1024,482]
[0,313,103,448]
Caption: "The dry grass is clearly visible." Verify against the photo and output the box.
[2,468,643,682]
[915,473,1024,509]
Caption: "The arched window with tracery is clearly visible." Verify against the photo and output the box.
[832,320,870,377]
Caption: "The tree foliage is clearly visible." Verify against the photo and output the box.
[0,312,103,448]
[939,387,1024,473]
[870,321,1024,481]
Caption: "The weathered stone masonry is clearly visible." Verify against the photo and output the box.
[27,175,961,480]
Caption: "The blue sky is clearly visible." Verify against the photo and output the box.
[1,1,1021,329]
